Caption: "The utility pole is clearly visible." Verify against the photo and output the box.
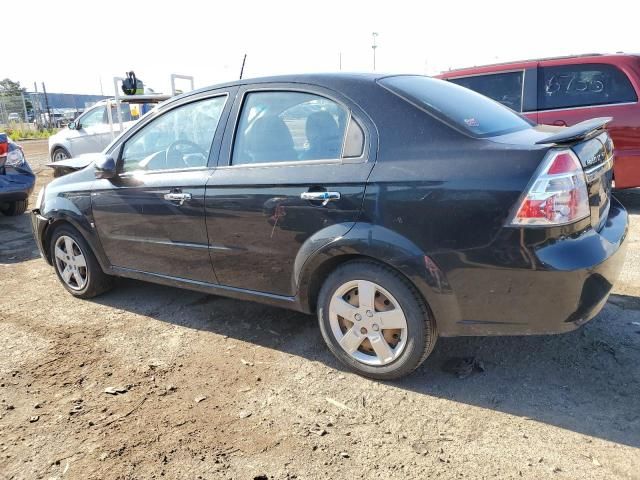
[239,54,247,80]
[339,52,342,71]
[372,32,379,71]
[33,82,40,127]
[42,82,52,129]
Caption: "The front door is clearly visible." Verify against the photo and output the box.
[205,86,376,296]
[92,92,232,282]
[69,105,107,156]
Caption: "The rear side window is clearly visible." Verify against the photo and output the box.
[232,91,358,165]
[539,63,637,110]
[379,75,532,138]
[449,71,524,112]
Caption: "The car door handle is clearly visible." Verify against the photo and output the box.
[164,192,192,205]
[300,191,341,206]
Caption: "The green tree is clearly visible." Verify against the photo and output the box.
[0,78,26,96]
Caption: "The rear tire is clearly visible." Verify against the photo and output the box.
[49,224,114,298]
[317,260,437,380]
[1,200,28,216]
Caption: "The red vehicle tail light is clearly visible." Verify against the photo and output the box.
[510,149,590,226]
[0,135,8,157]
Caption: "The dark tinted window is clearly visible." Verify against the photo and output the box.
[380,75,532,138]
[233,91,349,165]
[450,71,524,112]
[539,63,637,110]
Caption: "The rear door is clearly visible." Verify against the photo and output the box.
[204,84,376,296]
[447,68,538,123]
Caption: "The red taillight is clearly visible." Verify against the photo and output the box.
[510,149,589,226]
[0,140,7,157]
[546,152,576,175]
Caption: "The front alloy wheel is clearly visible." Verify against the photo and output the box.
[49,225,114,298]
[54,235,88,290]
[318,261,437,380]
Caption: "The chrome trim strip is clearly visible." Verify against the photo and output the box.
[537,101,637,114]
[217,158,343,169]
[112,266,297,303]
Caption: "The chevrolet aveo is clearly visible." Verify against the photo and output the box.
[31,74,628,379]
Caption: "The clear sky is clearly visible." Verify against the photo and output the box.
[8,0,639,95]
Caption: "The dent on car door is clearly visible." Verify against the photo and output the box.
[91,93,232,282]
[205,86,375,296]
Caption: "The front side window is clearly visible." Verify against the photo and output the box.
[79,106,106,128]
[121,95,226,172]
[449,71,524,112]
[380,75,532,138]
[232,91,353,165]
[539,63,638,110]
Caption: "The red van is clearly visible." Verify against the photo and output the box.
[438,54,640,188]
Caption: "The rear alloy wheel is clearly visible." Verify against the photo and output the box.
[318,261,437,380]
[50,225,114,298]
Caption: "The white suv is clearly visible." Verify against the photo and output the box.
[48,101,140,162]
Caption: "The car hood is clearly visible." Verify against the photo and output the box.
[47,152,103,176]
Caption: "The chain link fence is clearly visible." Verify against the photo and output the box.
[0,92,108,130]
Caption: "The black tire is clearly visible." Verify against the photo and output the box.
[1,199,28,216]
[317,260,437,380]
[49,224,114,298]
[52,147,70,162]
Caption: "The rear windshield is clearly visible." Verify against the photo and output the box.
[379,75,533,138]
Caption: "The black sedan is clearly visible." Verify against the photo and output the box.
[31,74,628,379]
[1,133,35,216]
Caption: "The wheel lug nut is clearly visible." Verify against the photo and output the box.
[366,310,374,317]
[360,327,368,335]
[372,324,380,332]
[354,313,362,321]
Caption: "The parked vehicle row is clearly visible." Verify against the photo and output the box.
[31,74,628,379]
[438,53,640,188]
[48,101,141,162]
[0,133,35,216]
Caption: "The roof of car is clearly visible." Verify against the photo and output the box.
[166,72,392,104]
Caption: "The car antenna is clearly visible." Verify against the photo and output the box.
[239,54,247,80]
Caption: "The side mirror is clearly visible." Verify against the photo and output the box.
[68,121,78,130]
[94,156,117,179]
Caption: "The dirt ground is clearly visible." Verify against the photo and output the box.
[0,140,639,480]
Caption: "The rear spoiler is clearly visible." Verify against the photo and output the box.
[535,117,612,145]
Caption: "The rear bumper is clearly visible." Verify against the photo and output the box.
[0,173,35,203]
[437,197,628,336]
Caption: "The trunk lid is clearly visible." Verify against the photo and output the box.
[571,131,614,230]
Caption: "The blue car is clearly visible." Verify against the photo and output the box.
[0,133,35,216]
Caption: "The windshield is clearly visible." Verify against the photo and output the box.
[379,75,533,138]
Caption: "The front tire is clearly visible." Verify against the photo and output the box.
[52,147,70,162]
[49,225,114,298]
[1,199,28,216]
[317,260,437,380]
